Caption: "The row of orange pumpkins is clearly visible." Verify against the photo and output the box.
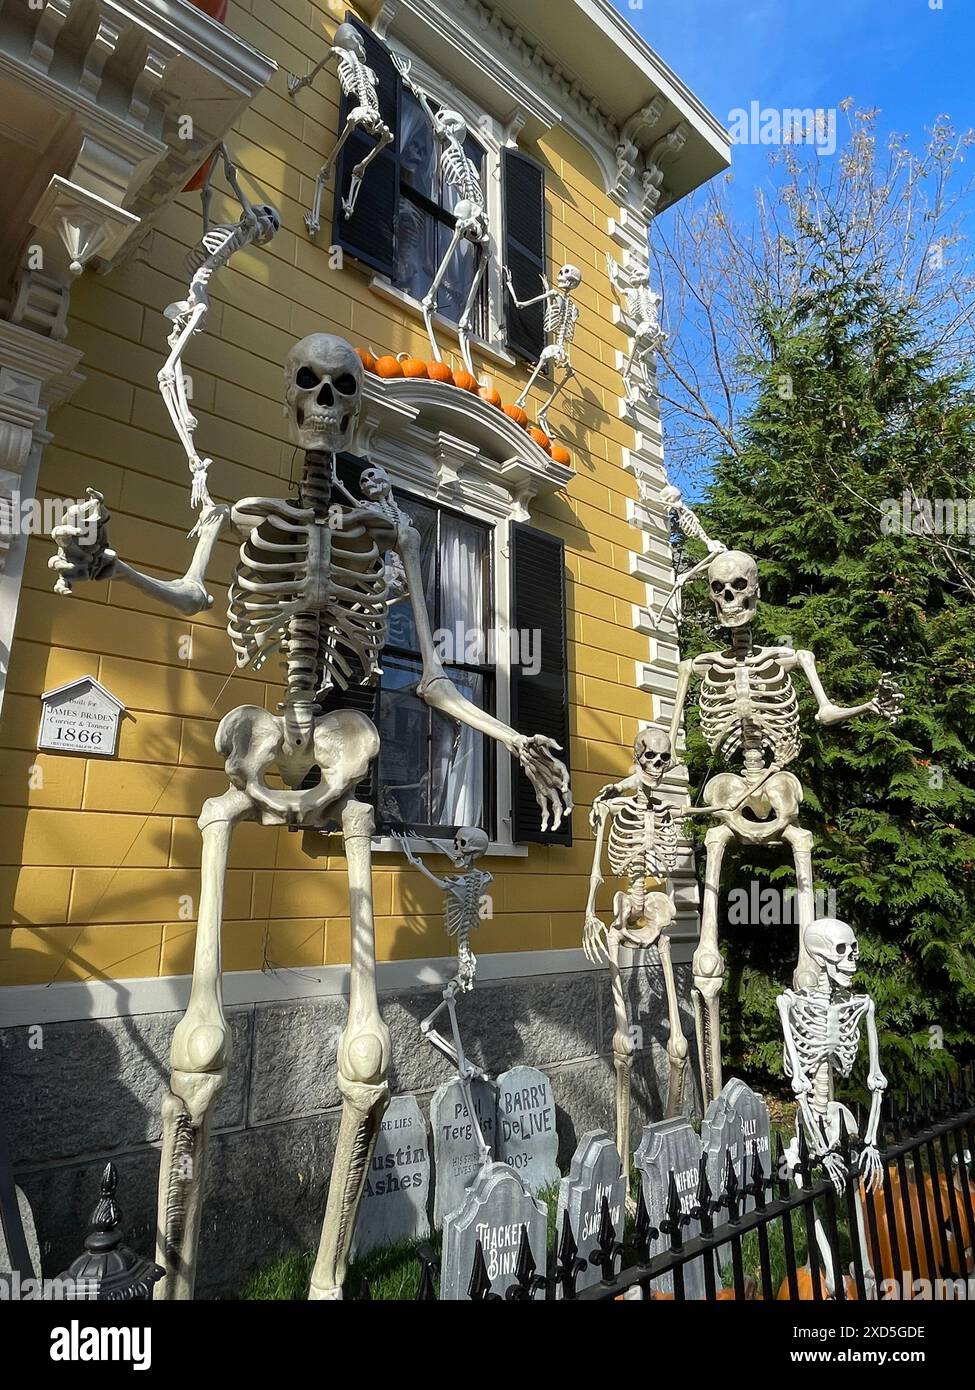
[356,348,573,466]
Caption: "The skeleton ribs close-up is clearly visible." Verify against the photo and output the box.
[48,202,570,1296]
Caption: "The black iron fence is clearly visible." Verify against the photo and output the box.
[411,1079,975,1301]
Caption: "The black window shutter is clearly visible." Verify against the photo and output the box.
[502,148,547,363]
[509,523,571,845]
[331,16,401,278]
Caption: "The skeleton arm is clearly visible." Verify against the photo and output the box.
[392,832,448,891]
[794,650,903,726]
[858,997,886,1191]
[667,658,696,758]
[503,267,553,311]
[394,523,571,831]
[583,802,610,964]
[49,491,227,614]
[775,993,826,1153]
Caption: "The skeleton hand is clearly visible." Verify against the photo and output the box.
[868,673,904,724]
[588,787,619,832]
[858,1142,884,1194]
[393,830,421,866]
[49,490,118,594]
[820,1147,848,1196]
[511,734,571,832]
[584,910,609,965]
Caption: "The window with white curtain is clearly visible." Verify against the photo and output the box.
[376,492,494,837]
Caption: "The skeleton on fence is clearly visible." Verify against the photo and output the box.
[778,917,886,1296]
[396,828,494,1164]
[585,728,690,1174]
[504,264,582,437]
[289,23,393,234]
[48,318,571,1301]
[608,250,665,406]
[395,60,491,377]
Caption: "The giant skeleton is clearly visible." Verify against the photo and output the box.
[778,917,886,1297]
[669,547,903,1105]
[585,728,690,1177]
[289,23,393,235]
[504,264,582,437]
[49,236,570,1298]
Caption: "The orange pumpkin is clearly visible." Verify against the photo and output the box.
[867,1167,974,1289]
[397,353,428,379]
[503,403,529,428]
[452,368,479,393]
[550,443,572,466]
[478,385,503,408]
[374,355,405,379]
[427,361,453,384]
[777,1267,857,1300]
[355,348,377,374]
[528,426,551,451]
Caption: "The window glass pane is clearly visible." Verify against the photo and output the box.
[439,513,487,660]
[400,91,437,197]
[431,670,485,828]
[376,656,428,826]
[387,497,436,652]
[394,199,438,304]
[433,226,485,330]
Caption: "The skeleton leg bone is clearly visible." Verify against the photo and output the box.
[537,364,576,437]
[784,825,818,991]
[695,825,734,1107]
[309,799,390,1300]
[343,126,393,220]
[155,789,253,1299]
[657,930,689,1119]
[456,245,489,378]
[421,223,466,362]
[306,124,356,235]
[606,927,636,1180]
[420,983,491,1164]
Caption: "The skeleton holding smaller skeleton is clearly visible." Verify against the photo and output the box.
[585,728,690,1174]
[396,828,494,1162]
[505,264,582,437]
[289,23,393,234]
[608,251,665,407]
[395,61,491,377]
[778,918,886,1296]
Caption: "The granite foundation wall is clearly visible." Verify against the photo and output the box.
[1,963,698,1297]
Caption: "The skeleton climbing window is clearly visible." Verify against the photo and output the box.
[392,88,489,339]
[377,494,495,837]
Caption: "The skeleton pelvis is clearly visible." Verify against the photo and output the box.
[615,889,675,948]
[703,770,803,841]
[215,704,379,828]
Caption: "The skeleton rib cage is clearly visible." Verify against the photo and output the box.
[227,493,389,704]
[606,795,679,885]
[699,649,801,769]
[335,49,381,114]
[440,139,484,211]
[782,989,871,1115]
[544,293,580,349]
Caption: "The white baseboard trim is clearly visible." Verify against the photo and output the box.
[0,937,696,1026]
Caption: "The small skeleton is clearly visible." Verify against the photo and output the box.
[396,828,494,1163]
[289,23,393,233]
[585,728,690,1174]
[778,918,886,1296]
[49,328,571,1302]
[156,146,279,529]
[396,62,490,377]
[608,250,666,406]
[505,264,582,437]
[672,550,904,1105]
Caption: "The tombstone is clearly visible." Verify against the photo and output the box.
[555,1130,626,1297]
[701,1084,744,1201]
[352,1095,431,1257]
[723,1078,772,1211]
[634,1117,707,1298]
[441,1161,547,1300]
[430,1076,498,1227]
[496,1065,559,1192]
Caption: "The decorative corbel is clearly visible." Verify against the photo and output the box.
[29,177,141,278]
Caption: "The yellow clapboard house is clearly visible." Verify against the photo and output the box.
[0,0,727,1289]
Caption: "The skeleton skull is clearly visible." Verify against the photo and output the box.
[803,918,859,988]
[284,334,363,452]
[708,549,760,629]
[634,726,672,785]
[360,465,391,502]
[557,264,583,291]
[332,23,367,60]
[452,826,489,865]
[436,108,468,141]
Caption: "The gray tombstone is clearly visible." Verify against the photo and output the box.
[496,1065,559,1192]
[724,1078,772,1211]
[430,1076,498,1227]
[441,1161,547,1300]
[352,1094,431,1257]
[555,1130,626,1297]
[701,1082,746,1203]
[634,1117,707,1299]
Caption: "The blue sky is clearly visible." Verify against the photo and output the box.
[614,0,975,203]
